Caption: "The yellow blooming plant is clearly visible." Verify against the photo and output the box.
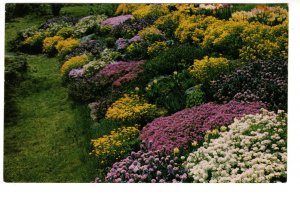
[175,15,219,44]
[56,27,75,38]
[55,38,80,56]
[60,54,90,77]
[201,20,249,57]
[189,56,230,82]
[105,94,163,123]
[132,4,169,20]
[239,21,288,61]
[115,4,144,15]
[147,41,168,57]
[22,31,49,52]
[42,36,64,55]
[154,11,183,37]
[138,26,164,43]
[91,126,140,167]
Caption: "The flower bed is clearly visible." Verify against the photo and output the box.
[184,109,287,183]
[140,101,264,153]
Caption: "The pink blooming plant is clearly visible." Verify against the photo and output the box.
[140,101,265,153]
[101,14,132,27]
[99,60,145,87]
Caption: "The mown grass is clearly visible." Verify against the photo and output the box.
[4,10,113,182]
[4,53,102,182]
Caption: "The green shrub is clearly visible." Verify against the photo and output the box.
[185,85,205,108]
[124,42,148,60]
[145,71,197,113]
[56,27,75,38]
[143,44,205,76]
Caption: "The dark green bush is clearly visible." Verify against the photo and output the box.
[5,56,27,125]
[143,44,205,76]
[144,70,197,114]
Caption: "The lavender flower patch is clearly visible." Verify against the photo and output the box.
[69,68,84,78]
[105,144,188,183]
[101,14,133,27]
[116,38,128,50]
[128,35,142,43]
[140,101,264,153]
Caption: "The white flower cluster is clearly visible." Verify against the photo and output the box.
[184,109,287,183]
[83,49,120,77]
[74,15,107,37]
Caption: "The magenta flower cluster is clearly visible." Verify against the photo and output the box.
[99,60,145,87]
[105,144,188,183]
[140,101,264,153]
[101,14,132,27]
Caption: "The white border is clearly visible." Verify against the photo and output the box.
[1,0,300,196]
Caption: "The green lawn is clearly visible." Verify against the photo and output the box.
[4,14,101,182]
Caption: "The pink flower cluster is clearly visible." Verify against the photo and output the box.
[101,14,132,27]
[99,61,145,87]
[140,101,264,153]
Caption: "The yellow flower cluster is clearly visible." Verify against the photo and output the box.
[138,26,164,42]
[202,20,248,50]
[231,6,288,26]
[239,21,288,61]
[147,41,168,56]
[132,4,169,19]
[105,94,158,122]
[91,126,140,166]
[154,11,182,35]
[55,38,80,56]
[175,15,219,44]
[60,54,89,76]
[189,56,230,81]
[42,36,64,54]
[175,4,198,14]
[56,27,74,38]
[115,4,144,15]
[23,31,49,46]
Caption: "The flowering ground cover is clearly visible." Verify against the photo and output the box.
[5,3,288,183]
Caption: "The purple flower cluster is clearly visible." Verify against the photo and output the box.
[210,59,287,111]
[140,101,264,153]
[116,35,142,50]
[116,38,128,50]
[128,35,142,43]
[69,68,84,78]
[99,60,145,87]
[101,14,133,27]
[105,144,188,183]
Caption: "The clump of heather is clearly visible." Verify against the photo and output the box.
[140,101,264,153]
[105,144,188,183]
[99,60,145,87]
[210,59,287,111]
[184,109,287,183]
[101,14,133,27]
